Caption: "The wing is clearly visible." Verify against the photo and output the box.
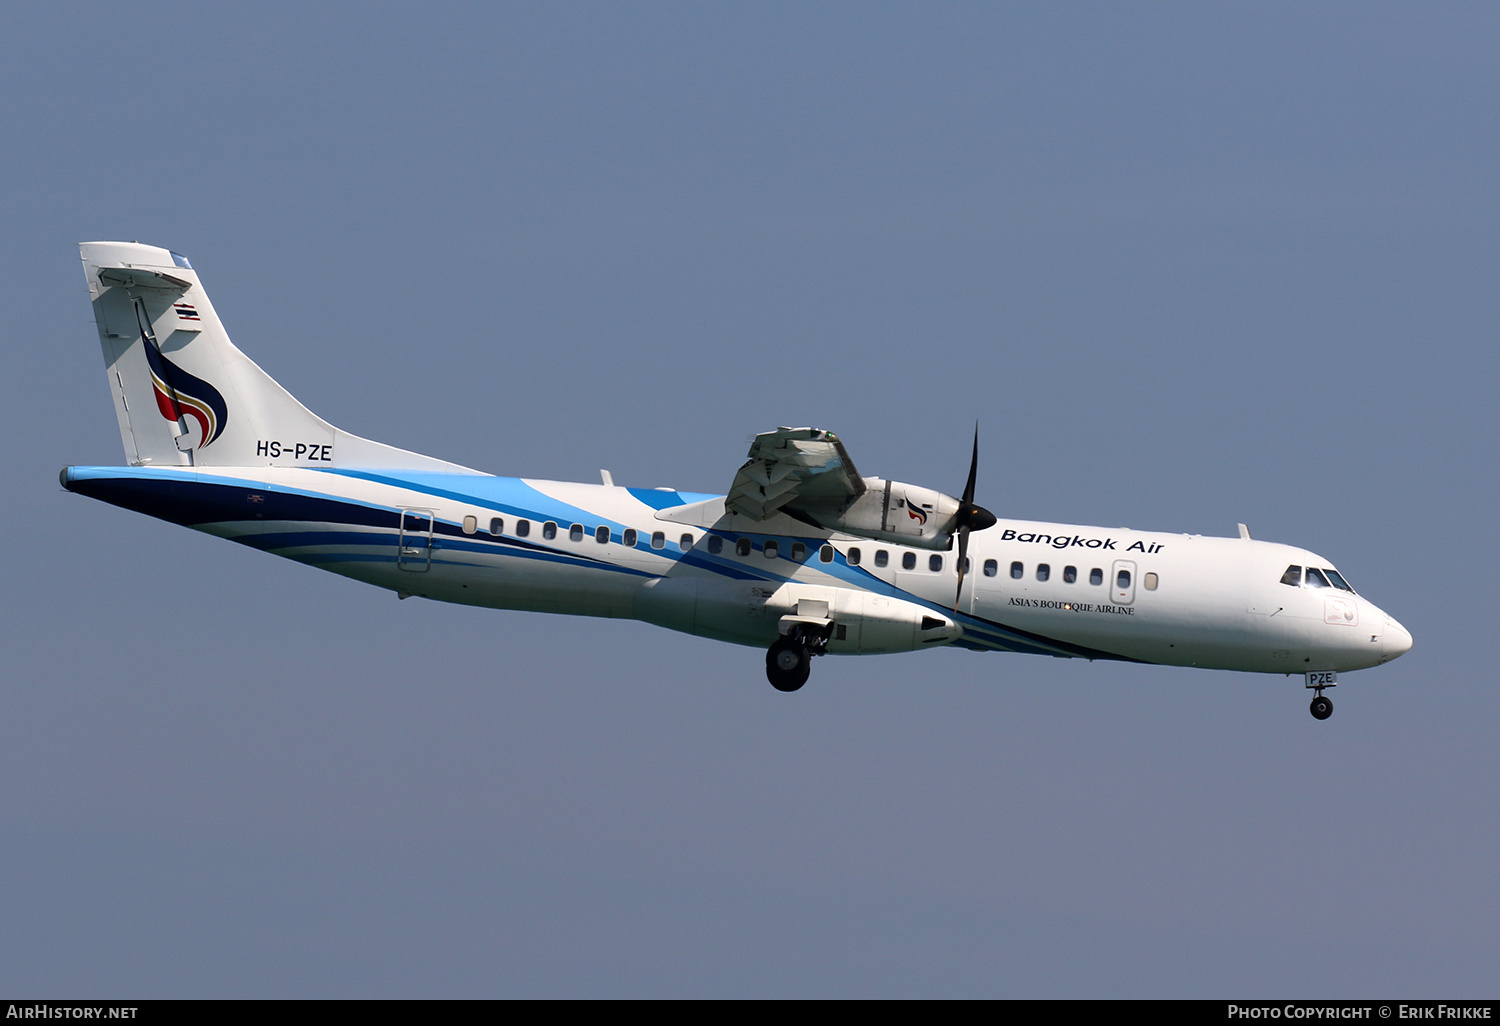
[725,427,865,521]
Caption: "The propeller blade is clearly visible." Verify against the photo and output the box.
[953,523,971,611]
[961,424,979,506]
[954,424,983,611]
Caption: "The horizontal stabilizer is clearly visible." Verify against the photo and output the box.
[96,266,192,291]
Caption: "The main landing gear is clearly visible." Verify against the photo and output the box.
[765,624,830,693]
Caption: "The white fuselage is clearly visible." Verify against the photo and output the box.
[63,464,1413,676]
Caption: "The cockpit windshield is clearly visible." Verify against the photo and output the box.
[1324,568,1354,593]
[1280,564,1355,593]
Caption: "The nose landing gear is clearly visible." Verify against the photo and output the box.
[1305,670,1337,720]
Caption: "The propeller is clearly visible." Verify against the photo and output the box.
[953,424,998,611]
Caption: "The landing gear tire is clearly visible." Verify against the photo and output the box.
[1309,694,1333,720]
[766,637,811,693]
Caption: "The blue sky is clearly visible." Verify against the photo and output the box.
[2,2,1497,997]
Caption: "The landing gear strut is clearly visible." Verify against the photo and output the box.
[766,624,830,693]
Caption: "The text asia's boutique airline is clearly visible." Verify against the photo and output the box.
[64,242,1411,719]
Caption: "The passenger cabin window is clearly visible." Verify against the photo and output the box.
[1090,568,1103,586]
[1011,561,1024,579]
[516,520,530,537]
[791,542,806,561]
[1063,565,1077,584]
[569,523,584,542]
[874,550,889,568]
[929,554,943,572]
[764,540,779,559]
[1036,563,1050,582]
[707,535,723,554]
[680,533,694,551]
[819,545,834,563]
[490,517,504,537]
[848,547,862,566]
[542,521,557,540]
[1116,569,1132,590]
[595,526,609,544]
[983,559,998,577]
[1281,565,1303,587]
[651,531,665,549]
[462,516,478,535]
[1144,572,1158,591]
[902,552,916,570]
[1305,567,1331,589]
[736,537,752,557]
[623,528,638,547]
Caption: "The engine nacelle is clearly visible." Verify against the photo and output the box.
[634,577,963,654]
[796,478,960,550]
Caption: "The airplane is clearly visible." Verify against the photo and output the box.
[62,241,1412,720]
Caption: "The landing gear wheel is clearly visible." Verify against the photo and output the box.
[1309,694,1333,720]
[766,637,811,693]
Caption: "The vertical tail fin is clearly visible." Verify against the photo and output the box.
[80,242,474,472]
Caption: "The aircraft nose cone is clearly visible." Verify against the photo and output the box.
[1383,618,1413,661]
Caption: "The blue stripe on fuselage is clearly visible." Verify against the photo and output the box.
[64,466,1133,661]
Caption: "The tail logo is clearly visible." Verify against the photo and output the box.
[142,340,228,448]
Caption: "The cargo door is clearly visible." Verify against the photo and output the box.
[398,509,434,572]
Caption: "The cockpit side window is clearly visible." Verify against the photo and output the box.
[1324,568,1355,593]
[1280,565,1303,587]
[1305,567,1331,589]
